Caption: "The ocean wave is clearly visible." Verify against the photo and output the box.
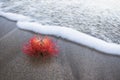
[0,0,120,55]
[0,11,120,55]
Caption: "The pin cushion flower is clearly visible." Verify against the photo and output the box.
[23,35,58,57]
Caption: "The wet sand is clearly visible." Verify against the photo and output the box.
[0,17,120,80]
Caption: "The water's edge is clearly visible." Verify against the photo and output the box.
[0,11,120,55]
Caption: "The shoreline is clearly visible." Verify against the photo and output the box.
[1,16,120,80]
[0,11,120,55]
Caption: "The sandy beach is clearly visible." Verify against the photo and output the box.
[0,17,120,80]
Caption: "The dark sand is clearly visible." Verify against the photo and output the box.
[0,17,120,80]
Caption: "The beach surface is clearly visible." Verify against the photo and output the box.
[1,17,120,80]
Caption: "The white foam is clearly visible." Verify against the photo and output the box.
[1,11,120,55]
[0,12,31,21]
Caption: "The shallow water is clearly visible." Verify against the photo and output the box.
[0,0,120,44]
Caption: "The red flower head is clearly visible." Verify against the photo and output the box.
[23,35,58,57]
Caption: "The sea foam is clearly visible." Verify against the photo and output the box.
[0,11,120,55]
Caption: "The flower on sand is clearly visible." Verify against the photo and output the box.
[23,35,58,57]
